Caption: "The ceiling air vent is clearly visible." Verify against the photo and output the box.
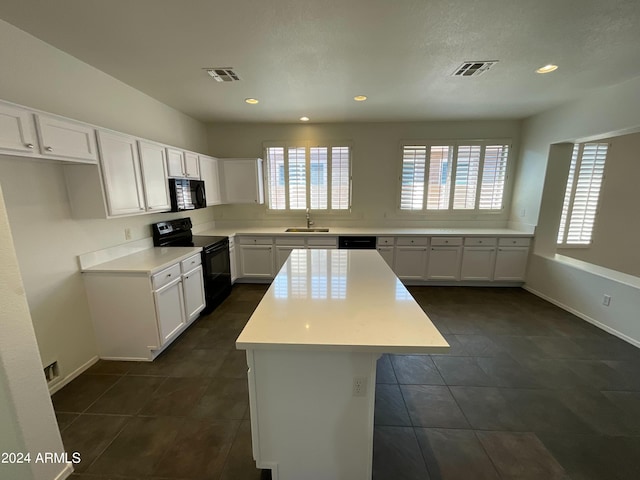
[204,68,240,82]
[452,61,498,77]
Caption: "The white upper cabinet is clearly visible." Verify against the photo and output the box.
[199,155,222,205]
[97,130,146,216]
[166,148,200,179]
[219,157,264,204]
[138,140,171,213]
[184,151,200,178]
[0,101,38,155]
[34,113,98,163]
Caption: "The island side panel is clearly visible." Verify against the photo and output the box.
[246,348,379,480]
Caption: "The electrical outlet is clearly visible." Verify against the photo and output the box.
[353,377,367,397]
[124,228,132,240]
[603,294,611,306]
[519,208,526,217]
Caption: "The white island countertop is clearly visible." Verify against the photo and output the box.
[236,249,449,354]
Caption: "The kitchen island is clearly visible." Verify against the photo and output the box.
[236,249,449,480]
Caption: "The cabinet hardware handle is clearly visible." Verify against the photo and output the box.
[25,143,34,149]
[45,146,53,152]
[167,274,172,277]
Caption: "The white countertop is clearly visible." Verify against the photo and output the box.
[200,226,534,237]
[81,246,202,274]
[236,249,450,354]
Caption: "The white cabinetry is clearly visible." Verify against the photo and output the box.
[461,238,497,281]
[166,148,200,178]
[82,250,205,360]
[494,238,531,281]
[34,113,98,163]
[0,101,38,156]
[395,237,429,280]
[219,158,264,204]
[138,140,171,213]
[181,254,206,321]
[199,155,222,205]
[238,237,274,278]
[97,130,146,216]
[229,236,238,283]
[275,237,305,272]
[426,237,463,281]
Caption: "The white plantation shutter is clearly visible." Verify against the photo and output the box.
[557,145,579,244]
[426,146,452,210]
[479,145,509,209]
[288,147,306,209]
[558,143,608,245]
[453,145,481,209]
[264,143,351,211]
[310,147,328,209]
[266,147,286,210]
[331,146,350,210]
[400,146,427,210]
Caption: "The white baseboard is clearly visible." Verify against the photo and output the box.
[53,462,74,480]
[523,285,640,348]
[48,356,99,395]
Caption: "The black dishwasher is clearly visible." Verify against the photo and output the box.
[338,236,377,249]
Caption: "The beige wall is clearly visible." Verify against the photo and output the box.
[0,20,213,388]
[557,132,640,276]
[207,120,522,228]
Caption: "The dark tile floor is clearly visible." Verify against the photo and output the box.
[52,285,640,480]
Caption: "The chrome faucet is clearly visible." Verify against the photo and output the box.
[306,208,314,229]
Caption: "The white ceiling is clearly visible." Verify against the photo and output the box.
[1,0,639,123]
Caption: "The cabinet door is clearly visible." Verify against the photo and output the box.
[138,140,171,212]
[494,247,529,281]
[0,102,38,155]
[426,246,462,281]
[461,247,496,281]
[183,265,205,322]
[239,245,274,278]
[34,113,98,163]
[154,278,186,345]
[97,130,146,216]
[166,148,185,177]
[377,246,394,269]
[200,156,222,205]
[184,151,200,179]
[229,244,238,283]
[275,246,295,272]
[394,246,428,280]
[220,158,265,204]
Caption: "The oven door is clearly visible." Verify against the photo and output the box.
[202,240,231,310]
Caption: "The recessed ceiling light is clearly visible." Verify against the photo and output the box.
[354,95,367,102]
[245,98,259,104]
[536,64,558,74]
[300,116,310,122]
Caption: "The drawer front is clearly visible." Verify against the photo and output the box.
[396,236,428,246]
[498,237,531,247]
[238,236,273,245]
[152,263,182,290]
[181,253,202,273]
[431,236,463,246]
[464,237,497,246]
[377,236,394,246]
[275,236,305,246]
[307,237,338,247]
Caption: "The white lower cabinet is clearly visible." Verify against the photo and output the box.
[377,246,395,268]
[239,243,274,278]
[154,277,186,343]
[394,246,428,280]
[426,246,462,280]
[494,247,529,281]
[229,237,238,283]
[82,253,205,361]
[461,247,497,280]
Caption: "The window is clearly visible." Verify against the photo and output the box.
[265,143,351,211]
[400,141,510,212]
[557,142,608,245]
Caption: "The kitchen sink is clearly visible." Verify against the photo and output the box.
[285,228,330,232]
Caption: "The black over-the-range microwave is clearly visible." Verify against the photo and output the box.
[169,178,207,211]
